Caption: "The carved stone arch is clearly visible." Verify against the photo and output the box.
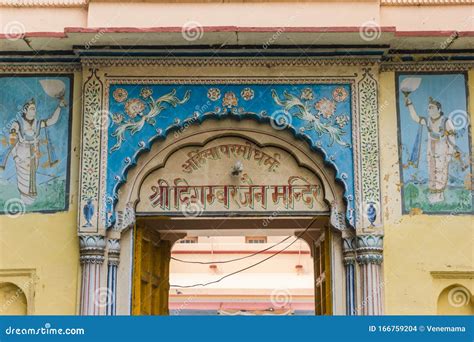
[113,118,349,231]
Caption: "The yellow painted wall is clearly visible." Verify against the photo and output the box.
[379,70,474,315]
[0,71,82,315]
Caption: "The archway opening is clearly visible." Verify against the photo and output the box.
[116,119,348,315]
[168,230,317,316]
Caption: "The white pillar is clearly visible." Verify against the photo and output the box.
[106,239,120,316]
[79,235,106,315]
[356,234,384,315]
[342,236,356,315]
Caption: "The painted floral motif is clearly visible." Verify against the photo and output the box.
[207,88,221,101]
[336,114,350,128]
[140,87,153,99]
[110,89,190,152]
[301,87,314,101]
[111,113,124,125]
[272,90,349,147]
[332,86,348,102]
[113,88,128,103]
[222,91,238,108]
[315,98,336,119]
[241,88,254,101]
[124,99,146,119]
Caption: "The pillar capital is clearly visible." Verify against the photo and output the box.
[342,236,356,265]
[79,235,106,264]
[355,234,383,265]
[107,238,121,266]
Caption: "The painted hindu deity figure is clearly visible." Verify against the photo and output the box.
[7,97,66,204]
[405,96,457,204]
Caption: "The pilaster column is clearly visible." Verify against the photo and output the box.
[79,235,106,315]
[106,239,120,316]
[356,234,384,315]
[342,235,356,315]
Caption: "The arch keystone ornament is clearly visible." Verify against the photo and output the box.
[77,63,384,316]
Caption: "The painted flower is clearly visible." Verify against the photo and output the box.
[315,98,336,119]
[124,98,145,118]
[111,113,124,125]
[222,91,238,108]
[113,88,128,103]
[332,87,348,103]
[335,114,350,128]
[140,87,153,99]
[301,87,314,101]
[240,88,254,101]
[207,88,221,101]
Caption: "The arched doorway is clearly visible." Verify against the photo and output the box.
[113,119,349,315]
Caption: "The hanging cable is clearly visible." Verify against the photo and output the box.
[170,216,319,288]
[170,235,294,265]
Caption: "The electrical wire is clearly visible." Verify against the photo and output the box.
[170,216,318,288]
[170,235,294,265]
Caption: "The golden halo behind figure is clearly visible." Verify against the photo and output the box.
[39,79,66,100]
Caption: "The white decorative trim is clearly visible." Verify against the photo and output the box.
[380,62,473,72]
[381,0,472,5]
[0,63,80,73]
[113,202,135,232]
[0,0,87,7]
[81,57,378,68]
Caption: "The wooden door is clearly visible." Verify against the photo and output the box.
[314,225,332,315]
[132,224,171,315]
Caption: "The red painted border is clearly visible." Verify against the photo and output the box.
[1,26,473,40]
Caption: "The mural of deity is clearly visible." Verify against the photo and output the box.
[397,73,472,214]
[0,76,72,213]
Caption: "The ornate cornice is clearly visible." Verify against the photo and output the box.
[381,0,472,5]
[380,61,473,72]
[0,63,80,73]
[80,57,378,68]
[79,235,106,264]
[0,0,87,7]
[112,203,135,232]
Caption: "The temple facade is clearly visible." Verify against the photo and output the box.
[0,0,472,316]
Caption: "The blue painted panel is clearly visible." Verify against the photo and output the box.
[105,83,355,226]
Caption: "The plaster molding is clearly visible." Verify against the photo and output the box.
[381,0,472,5]
[0,63,80,73]
[80,57,378,68]
[0,0,87,6]
[430,271,474,279]
[380,62,474,72]
[112,203,135,233]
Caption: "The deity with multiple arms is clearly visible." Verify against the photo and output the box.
[0,79,67,205]
[400,77,459,204]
